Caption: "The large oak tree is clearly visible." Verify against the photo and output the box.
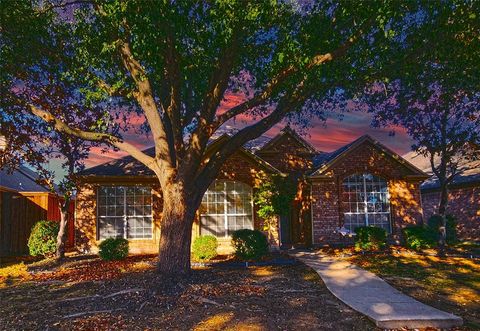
[2,0,473,274]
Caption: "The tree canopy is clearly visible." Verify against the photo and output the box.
[2,0,479,273]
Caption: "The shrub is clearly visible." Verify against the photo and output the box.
[231,229,269,260]
[28,220,59,257]
[354,226,387,251]
[427,214,457,244]
[98,238,129,260]
[192,235,218,261]
[402,226,437,250]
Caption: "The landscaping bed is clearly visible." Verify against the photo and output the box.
[0,254,374,330]
[321,246,480,330]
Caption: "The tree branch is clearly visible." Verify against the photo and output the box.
[179,28,243,178]
[194,82,310,195]
[117,38,173,168]
[163,30,183,162]
[29,104,157,170]
[213,18,371,129]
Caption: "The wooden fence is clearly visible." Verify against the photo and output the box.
[0,189,74,257]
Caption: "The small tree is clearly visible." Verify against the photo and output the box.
[368,1,480,255]
[254,174,298,221]
[0,83,94,259]
[372,84,479,255]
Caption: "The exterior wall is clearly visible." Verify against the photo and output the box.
[422,185,480,240]
[75,150,280,255]
[256,133,315,246]
[256,134,314,173]
[75,180,162,254]
[311,180,343,245]
[311,142,424,245]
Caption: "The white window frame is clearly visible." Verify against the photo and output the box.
[200,180,254,238]
[96,185,153,240]
[342,174,391,233]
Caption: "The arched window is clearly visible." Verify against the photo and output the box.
[342,173,391,233]
[200,180,253,237]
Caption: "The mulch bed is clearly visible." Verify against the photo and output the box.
[0,254,375,331]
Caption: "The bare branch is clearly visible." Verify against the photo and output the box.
[163,31,183,161]
[179,29,243,178]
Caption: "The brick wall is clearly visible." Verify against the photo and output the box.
[256,132,315,246]
[422,185,480,240]
[256,133,314,173]
[311,141,424,245]
[75,150,280,254]
[75,179,162,254]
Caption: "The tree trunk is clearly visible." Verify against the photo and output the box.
[56,200,70,260]
[157,183,196,276]
[437,183,448,257]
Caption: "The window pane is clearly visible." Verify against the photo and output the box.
[342,174,391,233]
[127,216,152,239]
[98,185,152,240]
[98,217,124,240]
[199,180,252,237]
[200,215,225,237]
[126,186,153,239]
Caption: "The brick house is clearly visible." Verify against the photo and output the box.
[404,153,480,240]
[74,127,428,253]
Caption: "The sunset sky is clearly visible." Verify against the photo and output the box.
[83,110,413,168]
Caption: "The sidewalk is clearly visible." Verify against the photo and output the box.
[289,250,463,329]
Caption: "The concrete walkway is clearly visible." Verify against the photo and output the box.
[290,250,463,329]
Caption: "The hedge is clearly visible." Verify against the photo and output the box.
[231,229,269,260]
[354,226,387,251]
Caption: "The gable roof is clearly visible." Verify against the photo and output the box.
[257,126,317,154]
[309,135,429,178]
[0,166,52,193]
[79,136,282,177]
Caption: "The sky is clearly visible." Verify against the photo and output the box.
[78,110,413,169]
[76,87,414,170]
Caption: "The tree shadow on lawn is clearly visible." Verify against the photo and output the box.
[0,257,375,331]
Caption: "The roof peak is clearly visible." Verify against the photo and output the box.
[310,134,428,178]
[258,126,317,153]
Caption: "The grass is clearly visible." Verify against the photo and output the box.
[327,246,480,330]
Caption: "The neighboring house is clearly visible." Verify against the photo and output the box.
[404,152,480,240]
[75,127,428,254]
[0,166,75,256]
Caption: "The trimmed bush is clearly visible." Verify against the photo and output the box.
[427,214,457,244]
[231,229,269,260]
[28,220,59,257]
[98,238,129,260]
[354,226,387,251]
[192,235,218,261]
[402,226,436,250]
